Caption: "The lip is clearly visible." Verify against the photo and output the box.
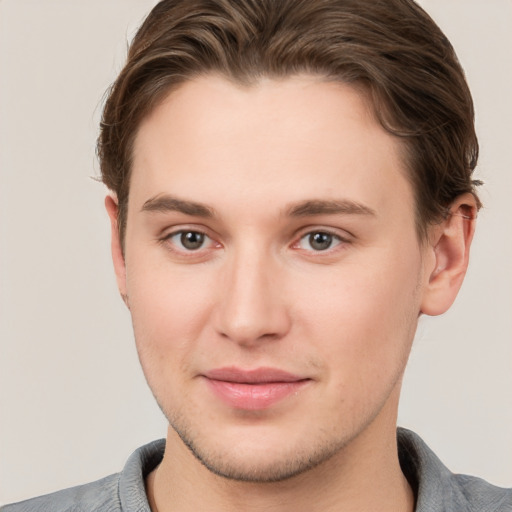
[202,367,311,410]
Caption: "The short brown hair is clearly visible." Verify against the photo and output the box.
[98,0,481,243]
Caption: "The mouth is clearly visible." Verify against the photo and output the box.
[202,367,311,410]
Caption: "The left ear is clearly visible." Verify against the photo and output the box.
[420,193,478,316]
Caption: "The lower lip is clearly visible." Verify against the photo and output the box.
[205,378,310,410]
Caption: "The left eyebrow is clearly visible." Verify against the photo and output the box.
[285,199,376,217]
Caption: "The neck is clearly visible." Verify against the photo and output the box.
[146,403,414,512]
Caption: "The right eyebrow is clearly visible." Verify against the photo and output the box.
[141,194,215,217]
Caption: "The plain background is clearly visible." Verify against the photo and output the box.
[0,0,511,505]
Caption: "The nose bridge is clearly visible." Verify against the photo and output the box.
[215,239,290,344]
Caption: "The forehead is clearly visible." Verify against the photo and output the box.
[130,75,414,224]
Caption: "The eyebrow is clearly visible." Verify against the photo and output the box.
[141,195,376,219]
[286,199,376,217]
[141,195,215,217]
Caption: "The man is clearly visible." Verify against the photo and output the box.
[2,0,510,511]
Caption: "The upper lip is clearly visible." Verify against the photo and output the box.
[204,366,308,384]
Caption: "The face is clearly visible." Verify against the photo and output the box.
[112,75,435,482]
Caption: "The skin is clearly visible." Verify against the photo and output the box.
[106,75,476,512]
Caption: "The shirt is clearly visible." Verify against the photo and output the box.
[2,428,511,511]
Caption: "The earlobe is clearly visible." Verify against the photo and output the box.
[105,195,129,307]
[420,194,477,316]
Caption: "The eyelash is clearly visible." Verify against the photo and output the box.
[160,229,219,253]
[294,230,347,253]
[159,228,350,256]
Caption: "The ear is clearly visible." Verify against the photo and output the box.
[420,193,477,316]
[105,195,129,308]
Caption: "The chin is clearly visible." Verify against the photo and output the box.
[169,413,352,483]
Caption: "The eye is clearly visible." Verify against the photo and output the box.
[166,230,213,251]
[297,231,342,252]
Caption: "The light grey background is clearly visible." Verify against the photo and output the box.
[0,0,511,505]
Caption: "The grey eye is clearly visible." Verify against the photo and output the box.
[308,232,334,251]
[164,229,218,255]
[179,231,205,250]
[297,231,341,252]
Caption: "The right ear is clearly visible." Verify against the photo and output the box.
[105,195,128,307]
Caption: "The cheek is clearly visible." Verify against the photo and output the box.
[125,258,216,372]
[290,253,422,427]
[293,246,423,374]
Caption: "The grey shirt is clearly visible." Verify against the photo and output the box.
[2,428,511,511]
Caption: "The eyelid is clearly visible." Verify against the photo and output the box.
[290,226,353,253]
[292,225,353,243]
[158,224,352,256]
[160,223,216,240]
[159,225,222,254]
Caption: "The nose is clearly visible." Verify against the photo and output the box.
[214,249,291,346]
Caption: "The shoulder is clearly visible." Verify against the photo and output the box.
[398,428,512,512]
[1,439,165,512]
[451,473,512,512]
[0,473,121,512]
